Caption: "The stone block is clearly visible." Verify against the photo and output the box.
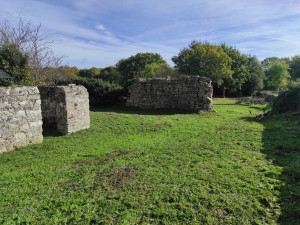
[38,85,90,135]
[0,86,43,154]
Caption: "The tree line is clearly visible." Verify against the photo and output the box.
[1,19,299,102]
[70,41,299,98]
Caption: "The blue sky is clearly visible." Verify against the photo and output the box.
[1,0,300,68]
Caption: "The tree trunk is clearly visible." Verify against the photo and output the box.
[222,87,226,98]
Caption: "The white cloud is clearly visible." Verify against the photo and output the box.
[96,24,105,31]
[2,0,300,67]
[54,35,178,68]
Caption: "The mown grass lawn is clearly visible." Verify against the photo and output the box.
[0,99,299,224]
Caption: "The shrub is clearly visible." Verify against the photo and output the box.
[59,78,125,106]
[0,43,33,85]
[0,78,15,86]
[237,91,277,105]
[272,86,300,114]
[117,53,167,87]
[254,91,278,103]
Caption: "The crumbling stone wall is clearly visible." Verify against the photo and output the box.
[126,76,213,111]
[38,85,90,134]
[0,87,43,154]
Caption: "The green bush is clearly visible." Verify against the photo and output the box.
[59,78,125,106]
[254,90,278,103]
[272,86,300,114]
[0,79,14,86]
[0,43,33,85]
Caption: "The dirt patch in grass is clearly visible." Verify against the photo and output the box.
[74,150,134,168]
[63,151,136,192]
[137,122,173,133]
[107,167,135,189]
[96,166,138,191]
[73,157,99,168]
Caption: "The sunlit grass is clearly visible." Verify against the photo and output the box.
[213,98,237,105]
[0,101,299,224]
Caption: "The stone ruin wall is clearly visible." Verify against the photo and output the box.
[38,85,90,134]
[0,87,43,154]
[126,76,213,111]
[0,85,90,154]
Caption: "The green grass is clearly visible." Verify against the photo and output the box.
[213,97,237,104]
[0,99,299,224]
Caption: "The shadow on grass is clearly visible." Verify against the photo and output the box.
[261,115,300,224]
[238,108,299,224]
[235,102,267,111]
[240,116,256,123]
[42,127,62,137]
[90,106,197,115]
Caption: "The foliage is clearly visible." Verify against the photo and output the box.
[0,78,14,86]
[60,77,125,106]
[0,43,33,85]
[254,90,278,103]
[39,65,80,85]
[63,66,79,78]
[156,63,181,78]
[117,52,166,86]
[1,102,299,224]
[241,56,265,96]
[267,61,291,91]
[211,45,264,97]
[272,86,300,114]
[288,78,300,88]
[219,44,250,96]
[261,55,300,86]
[96,66,121,84]
[172,40,233,86]
[0,18,64,85]
[289,55,300,80]
[142,62,179,79]
[143,62,167,78]
[261,57,280,72]
[79,67,101,78]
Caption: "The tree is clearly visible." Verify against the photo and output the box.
[267,61,291,91]
[261,57,280,71]
[172,40,233,86]
[220,44,249,97]
[241,56,265,96]
[79,67,101,78]
[289,55,300,80]
[0,18,64,85]
[97,66,121,84]
[116,52,166,86]
[142,62,179,79]
[65,66,79,78]
[78,69,90,78]
[57,65,79,82]
[142,63,166,79]
[0,43,32,85]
